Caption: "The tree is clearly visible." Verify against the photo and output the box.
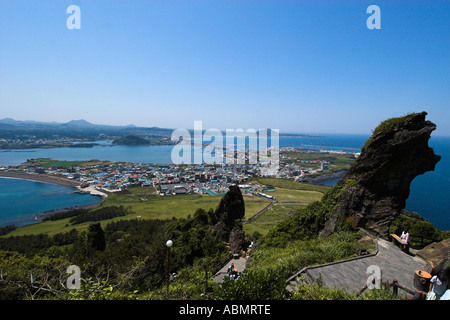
[411,221,441,246]
[86,222,106,252]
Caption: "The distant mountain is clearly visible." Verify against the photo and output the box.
[0,118,18,125]
[61,119,96,127]
[0,118,60,126]
[0,117,175,139]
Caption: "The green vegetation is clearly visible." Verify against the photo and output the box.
[291,278,402,300]
[243,203,306,238]
[390,210,447,246]
[281,152,356,173]
[262,179,357,247]
[372,113,417,135]
[1,176,436,301]
[69,206,132,225]
[269,188,322,202]
[362,112,419,150]
[215,231,378,300]
[112,135,152,145]
[101,190,269,222]
[4,188,270,237]
[250,232,364,277]
[0,219,172,299]
[24,158,116,169]
[112,135,175,145]
[252,177,330,193]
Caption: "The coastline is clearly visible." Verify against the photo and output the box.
[35,202,102,220]
[0,170,108,199]
[303,169,347,185]
[0,171,82,188]
[0,172,104,228]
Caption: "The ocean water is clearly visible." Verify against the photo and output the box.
[0,178,101,227]
[405,136,450,231]
[0,133,448,230]
[0,143,175,166]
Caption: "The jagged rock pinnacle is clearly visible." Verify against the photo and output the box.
[320,112,441,239]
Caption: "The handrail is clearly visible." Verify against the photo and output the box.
[357,278,416,297]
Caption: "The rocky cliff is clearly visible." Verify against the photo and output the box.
[212,185,246,252]
[416,239,450,273]
[320,112,441,239]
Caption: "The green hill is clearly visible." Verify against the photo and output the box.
[112,135,151,145]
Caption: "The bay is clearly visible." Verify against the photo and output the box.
[0,177,101,228]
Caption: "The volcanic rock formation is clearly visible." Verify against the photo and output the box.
[213,185,246,252]
[320,112,440,239]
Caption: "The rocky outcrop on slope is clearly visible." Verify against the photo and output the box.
[212,185,246,252]
[415,239,450,274]
[320,112,440,239]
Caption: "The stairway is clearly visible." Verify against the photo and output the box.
[286,238,428,294]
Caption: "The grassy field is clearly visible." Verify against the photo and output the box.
[243,202,307,237]
[5,179,327,237]
[24,158,117,169]
[6,187,271,236]
[267,188,323,203]
[252,177,330,193]
[281,152,355,173]
[243,178,328,236]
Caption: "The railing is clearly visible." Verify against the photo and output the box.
[357,278,416,297]
[286,236,379,284]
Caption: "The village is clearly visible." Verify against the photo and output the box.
[0,148,357,199]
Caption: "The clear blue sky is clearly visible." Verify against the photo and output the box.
[0,0,449,135]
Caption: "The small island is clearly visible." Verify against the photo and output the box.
[112,135,175,146]
[112,135,152,145]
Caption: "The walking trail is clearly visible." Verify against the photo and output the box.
[213,237,429,296]
[286,238,428,294]
[213,257,247,283]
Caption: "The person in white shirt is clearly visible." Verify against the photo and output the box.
[428,269,448,300]
[400,228,410,252]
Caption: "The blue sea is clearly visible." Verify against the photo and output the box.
[0,178,101,228]
[0,134,448,230]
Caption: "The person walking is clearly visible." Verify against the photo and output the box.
[428,269,448,300]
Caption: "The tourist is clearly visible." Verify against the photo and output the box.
[428,269,448,300]
[439,267,450,300]
[227,263,234,275]
[400,228,410,252]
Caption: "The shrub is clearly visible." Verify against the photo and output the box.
[216,268,290,300]
[262,180,357,248]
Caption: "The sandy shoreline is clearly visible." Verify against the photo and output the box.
[0,171,82,188]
